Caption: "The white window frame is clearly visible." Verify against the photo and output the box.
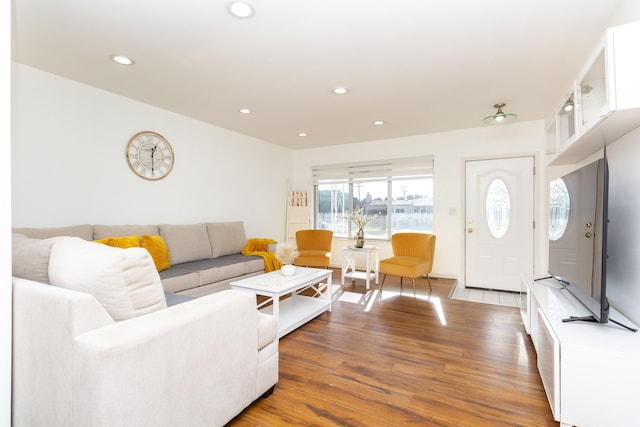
[312,156,434,240]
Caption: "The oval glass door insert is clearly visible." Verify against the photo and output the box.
[549,178,570,241]
[485,178,511,238]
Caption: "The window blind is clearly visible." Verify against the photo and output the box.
[312,156,434,183]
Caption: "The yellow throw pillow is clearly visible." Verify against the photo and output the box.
[94,235,141,249]
[141,234,171,272]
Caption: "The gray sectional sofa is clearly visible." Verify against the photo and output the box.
[13,221,266,297]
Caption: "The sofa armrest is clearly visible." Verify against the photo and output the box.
[72,289,260,427]
[12,277,115,426]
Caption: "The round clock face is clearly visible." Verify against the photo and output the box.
[126,131,174,180]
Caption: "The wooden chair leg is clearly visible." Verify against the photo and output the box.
[400,277,403,292]
[426,274,432,292]
[379,274,387,293]
[412,278,416,297]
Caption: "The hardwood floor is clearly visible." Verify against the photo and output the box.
[228,270,556,426]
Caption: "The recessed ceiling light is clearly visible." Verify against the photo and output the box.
[333,87,349,95]
[226,1,255,19]
[373,120,385,125]
[298,132,308,137]
[239,108,252,114]
[110,54,134,65]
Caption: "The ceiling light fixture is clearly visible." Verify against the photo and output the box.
[226,1,255,19]
[110,54,134,65]
[483,103,518,125]
[373,120,385,125]
[333,87,349,95]
[239,108,252,114]
[298,132,308,137]
[561,97,574,112]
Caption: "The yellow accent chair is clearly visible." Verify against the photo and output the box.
[294,230,333,268]
[379,232,436,296]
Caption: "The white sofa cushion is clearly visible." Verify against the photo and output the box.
[48,237,167,321]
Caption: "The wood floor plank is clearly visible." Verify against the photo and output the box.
[227,270,556,426]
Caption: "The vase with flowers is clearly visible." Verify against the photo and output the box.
[275,243,299,276]
[343,206,378,248]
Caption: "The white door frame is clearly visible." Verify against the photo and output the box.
[459,153,540,290]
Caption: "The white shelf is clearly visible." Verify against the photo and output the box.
[547,109,640,165]
[523,276,640,426]
[548,19,640,166]
[344,271,375,281]
[286,205,309,244]
[260,294,330,338]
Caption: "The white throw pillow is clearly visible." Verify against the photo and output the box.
[48,237,167,321]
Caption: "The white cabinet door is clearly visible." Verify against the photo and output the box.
[537,308,560,421]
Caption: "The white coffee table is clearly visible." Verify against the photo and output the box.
[230,267,332,338]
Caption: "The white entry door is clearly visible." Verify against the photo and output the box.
[465,157,534,291]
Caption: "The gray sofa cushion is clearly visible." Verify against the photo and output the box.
[92,224,159,240]
[12,224,93,240]
[163,290,195,306]
[161,272,199,294]
[159,223,212,265]
[12,234,69,284]
[244,257,266,274]
[159,254,261,280]
[207,222,247,258]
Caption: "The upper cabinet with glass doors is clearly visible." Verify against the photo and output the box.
[548,19,640,165]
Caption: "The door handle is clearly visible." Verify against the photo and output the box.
[467,228,473,233]
[585,232,592,238]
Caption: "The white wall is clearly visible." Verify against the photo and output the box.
[11,63,292,240]
[609,0,640,27]
[291,121,547,280]
[1,0,12,422]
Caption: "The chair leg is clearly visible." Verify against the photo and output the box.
[379,274,387,293]
[411,275,432,298]
[400,277,403,292]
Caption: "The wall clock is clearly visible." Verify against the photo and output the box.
[126,131,174,180]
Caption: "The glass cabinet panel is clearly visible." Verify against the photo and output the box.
[579,49,608,130]
[545,118,557,155]
[556,87,577,151]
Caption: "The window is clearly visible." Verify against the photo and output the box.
[485,178,511,239]
[313,157,434,240]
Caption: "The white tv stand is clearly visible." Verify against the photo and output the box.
[521,276,640,427]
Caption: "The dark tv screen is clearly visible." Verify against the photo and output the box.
[547,157,609,323]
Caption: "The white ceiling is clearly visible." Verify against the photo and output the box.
[12,0,627,149]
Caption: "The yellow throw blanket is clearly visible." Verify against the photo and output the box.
[241,238,282,272]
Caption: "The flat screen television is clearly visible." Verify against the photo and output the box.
[547,157,607,322]
[546,156,635,331]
